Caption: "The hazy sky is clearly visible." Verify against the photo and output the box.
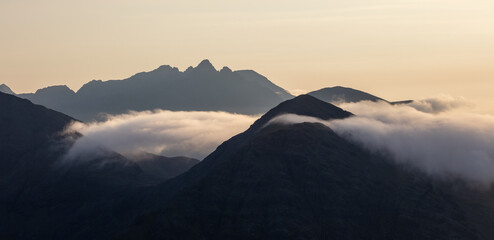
[1,0,493,113]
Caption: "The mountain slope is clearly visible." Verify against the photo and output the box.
[19,60,294,121]
[143,95,353,203]
[308,86,388,103]
[131,153,200,181]
[0,91,76,177]
[17,85,76,114]
[0,92,196,240]
[0,92,149,239]
[117,95,484,240]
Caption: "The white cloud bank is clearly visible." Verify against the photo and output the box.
[407,95,471,113]
[270,100,494,186]
[62,94,494,187]
[64,110,257,160]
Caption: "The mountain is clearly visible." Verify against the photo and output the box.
[19,60,294,121]
[0,91,76,178]
[308,86,388,103]
[136,95,354,205]
[0,92,149,239]
[17,85,76,115]
[4,92,494,239]
[130,153,200,182]
[117,95,493,240]
[0,84,15,95]
[0,92,198,240]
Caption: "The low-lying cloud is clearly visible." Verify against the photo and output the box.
[269,101,494,186]
[407,95,470,113]
[64,110,257,160]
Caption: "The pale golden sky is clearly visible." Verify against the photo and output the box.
[1,0,493,113]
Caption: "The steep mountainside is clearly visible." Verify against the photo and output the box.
[131,153,200,181]
[17,85,76,116]
[0,92,197,240]
[18,60,293,121]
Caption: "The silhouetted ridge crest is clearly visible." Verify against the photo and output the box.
[220,66,232,73]
[76,80,103,94]
[308,86,387,103]
[248,94,352,132]
[194,59,216,72]
[0,91,75,128]
[156,65,173,71]
[35,85,75,95]
[17,59,294,120]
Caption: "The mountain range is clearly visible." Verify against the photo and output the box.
[3,91,493,239]
[4,61,484,240]
[13,60,293,121]
[3,60,413,122]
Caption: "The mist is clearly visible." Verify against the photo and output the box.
[64,110,257,160]
[269,99,494,186]
[407,95,470,113]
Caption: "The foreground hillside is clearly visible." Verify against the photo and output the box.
[117,95,494,240]
[0,92,198,240]
[2,93,494,239]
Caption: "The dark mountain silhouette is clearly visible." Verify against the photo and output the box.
[308,86,415,106]
[18,60,293,121]
[17,85,76,115]
[3,93,494,240]
[130,153,200,182]
[134,95,354,207]
[0,84,15,95]
[308,86,388,103]
[0,92,198,240]
[117,95,494,240]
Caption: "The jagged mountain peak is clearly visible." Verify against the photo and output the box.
[220,66,232,73]
[17,60,294,120]
[194,59,217,72]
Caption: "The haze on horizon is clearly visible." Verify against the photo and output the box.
[1,0,493,113]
